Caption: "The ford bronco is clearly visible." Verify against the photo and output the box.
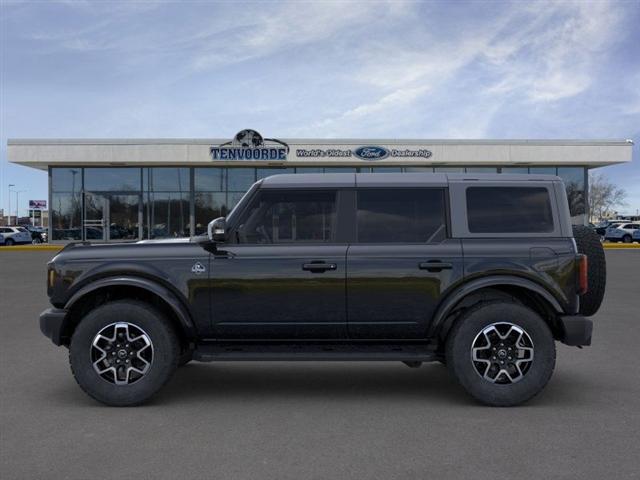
[40,173,606,406]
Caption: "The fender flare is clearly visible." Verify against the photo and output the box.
[64,276,197,339]
[428,275,565,339]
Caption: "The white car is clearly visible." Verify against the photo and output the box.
[605,223,640,243]
[0,226,32,246]
[0,232,4,245]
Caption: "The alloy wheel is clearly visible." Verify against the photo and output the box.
[471,322,534,384]
[90,322,153,385]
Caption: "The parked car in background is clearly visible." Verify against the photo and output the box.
[604,223,640,243]
[594,220,625,238]
[0,226,32,246]
[632,229,640,243]
[0,232,4,245]
[21,225,48,244]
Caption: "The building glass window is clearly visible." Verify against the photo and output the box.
[465,167,498,173]
[500,167,529,174]
[528,167,557,175]
[404,167,434,173]
[51,192,82,240]
[144,168,189,192]
[84,168,141,191]
[295,167,324,174]
[256,168,295,180]
[51,167,82,193]
[195,167,225,191]
[370,167,402,173]
[557,167,586,220]
[434,167,464,173]
[195,192,226,235]
[227,168,256,191]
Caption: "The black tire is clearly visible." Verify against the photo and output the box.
[446,302,556,407]
[69,300,179,406]
[572,225,606,316]
[32,238,42,244]
[622,235,632,244]
[5,238,14,246]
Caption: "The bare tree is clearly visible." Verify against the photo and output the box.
[588,172,627,221]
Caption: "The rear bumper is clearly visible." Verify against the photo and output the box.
[39,308,68,346]
[558,315,593,346]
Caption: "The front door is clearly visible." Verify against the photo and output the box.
[347,188,464,338]
[84,193,142,241]
[211,189,348,339]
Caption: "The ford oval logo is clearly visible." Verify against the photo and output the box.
[354,146,389,160]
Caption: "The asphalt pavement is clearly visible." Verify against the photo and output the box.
[1,249,639,479]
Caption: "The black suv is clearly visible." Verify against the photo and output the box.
[40,173,606,406]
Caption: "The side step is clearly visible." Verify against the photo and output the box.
[193,342,439,362]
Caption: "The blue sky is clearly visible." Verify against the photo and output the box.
[1,0,639,216]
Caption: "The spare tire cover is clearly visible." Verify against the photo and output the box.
[572,225,606,316]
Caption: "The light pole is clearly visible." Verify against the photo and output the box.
[8,184,15,225]
[15,190,26,224]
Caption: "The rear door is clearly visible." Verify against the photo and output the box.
[346,187,463,339]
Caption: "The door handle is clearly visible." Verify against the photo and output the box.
[419,261,453,272]
[302,262,337,273]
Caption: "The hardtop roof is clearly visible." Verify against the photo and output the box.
[259,172,561,188]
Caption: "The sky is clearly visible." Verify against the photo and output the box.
[1,0,639,217]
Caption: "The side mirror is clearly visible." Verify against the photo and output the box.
[207,217,226,243]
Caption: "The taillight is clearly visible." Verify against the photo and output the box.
[577,255,588,295]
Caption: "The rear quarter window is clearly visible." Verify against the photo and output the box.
[466,187,554,233]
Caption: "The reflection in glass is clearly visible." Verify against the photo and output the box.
[227,168,256,191]
[434,167,464,172]
[500,167,529,174]
[370,167,402,173]
[294,167,324,174]
[51,193,81,240]
[256,168,295,180]
[465,167,498,173]
[194,168,225,191]
[51,168,82,193]
[557,167,586,218]
[85,168,141,191]
[145,193,189,238]
[108,195,140,240]
[529,167,557,175]
[145,168,189,192]
[195,192,227,235]
[404,167,434,173]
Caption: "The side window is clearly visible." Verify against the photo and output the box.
[356,188,446,243]
[466,187,554,233]
[236,190,337,244]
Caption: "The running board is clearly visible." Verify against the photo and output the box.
[193,342,439,362]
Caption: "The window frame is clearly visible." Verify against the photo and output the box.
[228,188,343,245]
[448,182,564,238]
[352,187,449,245]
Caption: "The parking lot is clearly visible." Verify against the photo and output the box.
[1,249,639,479]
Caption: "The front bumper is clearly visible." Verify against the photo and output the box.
[558,315,593,346]
[40,308,68,346]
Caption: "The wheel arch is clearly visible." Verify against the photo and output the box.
[60,276,197,347]
[429,276,565,342]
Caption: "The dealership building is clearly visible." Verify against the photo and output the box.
[7,131,633,243]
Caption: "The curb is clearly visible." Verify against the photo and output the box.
[0,245,63,251]
[602,243,640,249]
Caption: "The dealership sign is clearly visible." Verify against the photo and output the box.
[211,130,433,162]
[29,200,47,209]
[211,129,289,160]
[296,146,432,160]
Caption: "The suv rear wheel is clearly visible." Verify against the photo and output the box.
[69,300,179,406]
[446,302,555,406]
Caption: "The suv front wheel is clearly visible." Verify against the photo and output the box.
[446,302,556,406]
[69,300,180,406]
